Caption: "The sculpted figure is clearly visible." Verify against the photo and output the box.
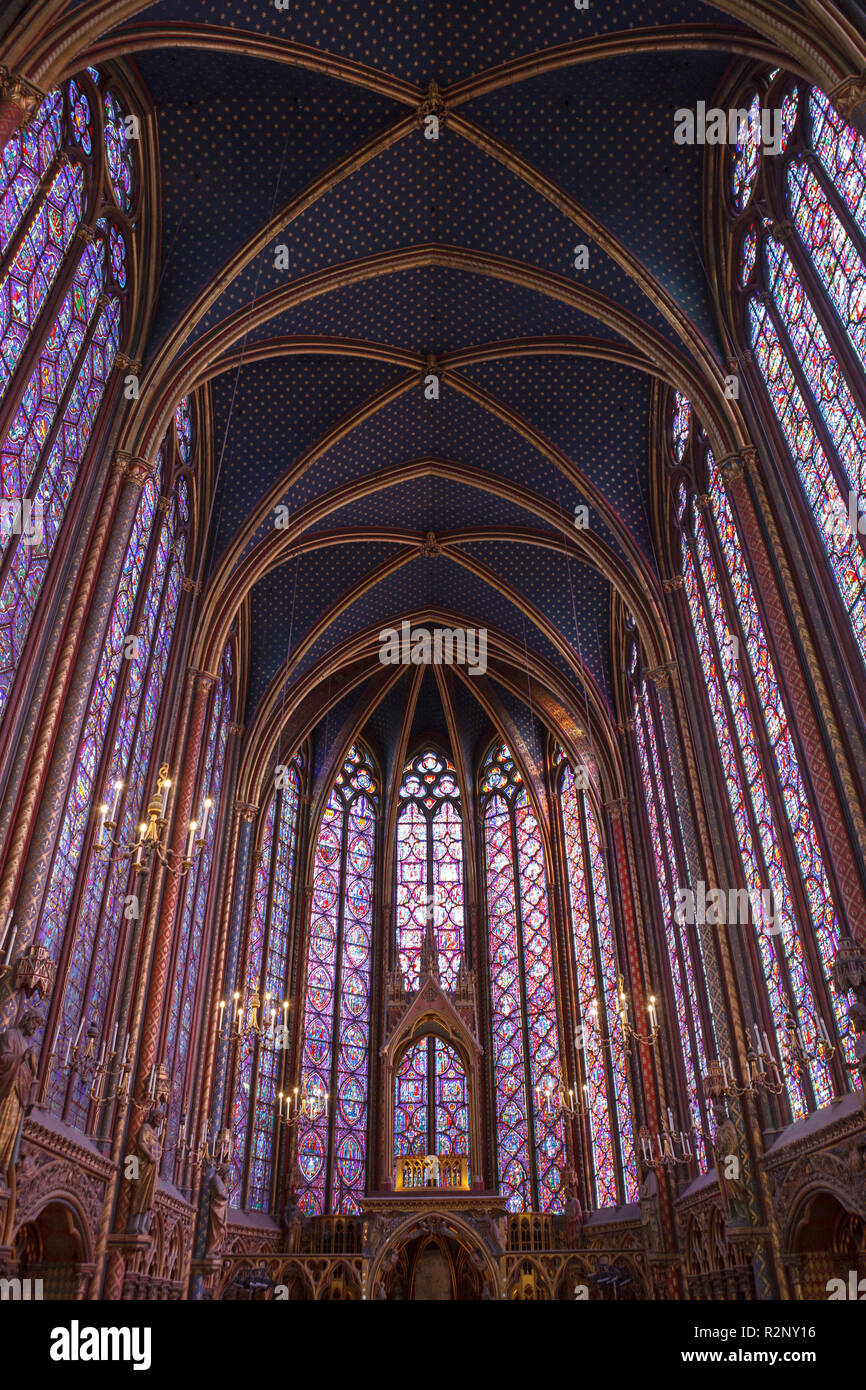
[423,1153,440,1186]
[127,1109,161,1234]
[206,1163,229,1255]
[0,1010,41,1177]
[711,1101,751,1224]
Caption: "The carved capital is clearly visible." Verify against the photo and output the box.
[115,353,141,374]
[187,665,217,693]
[113,452,156,490]
[181,577,202,595]
[418,81,446,122]
[0,68,45,118]
[617,720,634,735]
[157,494,172,513]
[695,492,712,509]
[644,660,677,689]
[827,73,866,124]
[75,224,96,245]
[228,722,244,738]
[604,796,628,819]
[662,575,684,592]
[234,800,258,823]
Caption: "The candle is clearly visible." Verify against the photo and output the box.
[649,996,658,1028]
[98,1041,106,1066]
[110,1023,118,1053]
[74,1017,85,1047]
[97,804,107,844]
[122,1033,130,1064]
[110,779,123,823]
[762,1031,773,1059]
[667,1107,675,1132]
[186,821,197,859]
[2,923,15,967]
[134,833,143,869]
[754,1024,764,1054]
[720,1058,728,1088]
[201,797,212,839]
[161,778,171,816]
[0,911,11,952]
[64,1038,72,1066]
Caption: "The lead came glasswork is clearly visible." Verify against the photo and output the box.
[297,745,376,1215]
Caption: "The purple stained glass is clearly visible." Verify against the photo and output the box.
[103,91,134,211]
[672,391,690,461]
[1,89,63,254]
[787,158,866,373]
[109,225,127,290]
[481,743,565,1213]
[0,293,120,720]
[740,224,757,286]
[174,396,192,464]
[297,746,376,1216]
[731,92,762,210]
[68,80,92,156]
[0,159,84,401]
[396,750,465,991]
[809,87,866,233]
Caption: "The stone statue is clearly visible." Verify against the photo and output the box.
[423,1153,440,1186]
[206,1162,229,1255]
[0,1010,41,1177]
[563,1178,584,1247]
[127,1108,161,1234]
[711,1100,751,1225]
[281,1183,301,1249]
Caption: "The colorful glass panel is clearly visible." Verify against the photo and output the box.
[0,89,63,254]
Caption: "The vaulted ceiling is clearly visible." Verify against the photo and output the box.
[76,0,821,790]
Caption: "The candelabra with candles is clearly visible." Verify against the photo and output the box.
[57,1017,134,1109]
[173,1115,233,1172]
[781,1010,836,1072]
[218,988,289,1044]
[276,1078,329,1131]
[639,1110,704,1169]
[616,975,661,1054]
[535,1069,592,1121]
[0,914,55,997]
[94,764,212,878]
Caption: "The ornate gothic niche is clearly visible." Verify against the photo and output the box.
[381,965,483,1188]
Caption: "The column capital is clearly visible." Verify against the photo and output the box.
[112,452,157,490]
[827,73,866,127]
[181,577,202,595]
[715,447,758,484]
[228,722,244,738]
[187,665,217,692]
[115,352,142,374]
[644,660,677,689]
[0,67,45,117]
[662,575,684,592]
[234,799,258,823]
[603,796,629,819]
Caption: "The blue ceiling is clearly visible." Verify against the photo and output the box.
[114,0,761,768]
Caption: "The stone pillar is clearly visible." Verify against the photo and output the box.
[0,455,156,1029]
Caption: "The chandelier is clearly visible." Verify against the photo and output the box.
[95,764,211,878]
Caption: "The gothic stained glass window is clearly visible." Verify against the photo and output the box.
[164,643,234,1177]
[0,71,136,724]
[229,762,301,1211]
[395,749,465,991]
[730,78,866,664]
[393,1036,469,1171]
[557,757,639,1204]
[672,400,848,1118]
[297,746,377,1216]
[480,741,565,1214]
[629,676,713,1170]
[42,467,189,1126]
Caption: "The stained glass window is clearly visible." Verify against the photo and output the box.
[0,74,136,725]
[729,80,866,664]
[229,762,301,1210]
[672,401,850,1118]
[395,749,465,991]
[557,756,639,1203]
[629,676,714,1170]
[296,745,377,1215]
[393,1036,469,1172]
[480,741,565,1213]
[164,644,233,1179]
[42,464,189,1125]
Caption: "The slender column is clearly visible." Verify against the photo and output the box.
[0,456,155,1028]
[102,666,214,1298]
[721,451,866,946]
